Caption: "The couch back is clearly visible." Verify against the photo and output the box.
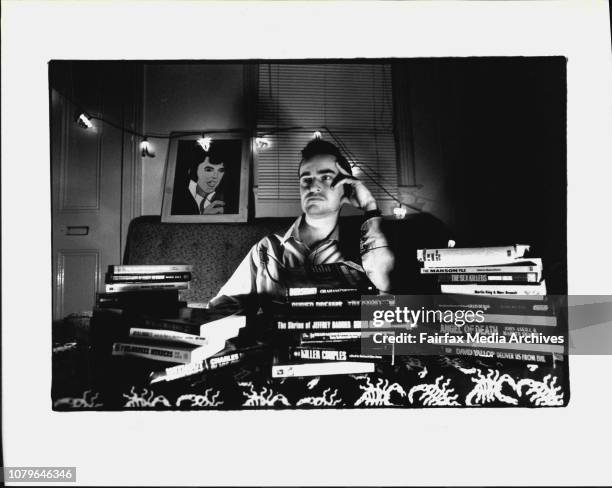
[123,214,451,303]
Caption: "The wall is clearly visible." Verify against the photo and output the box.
[141,63,246,215]
[139,60,566,290]
[398,58,567,292]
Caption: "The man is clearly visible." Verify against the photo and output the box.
[210,138,394,307]
[171,147,227,215]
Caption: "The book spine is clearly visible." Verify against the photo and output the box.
[286,296,396,309]
[435,299,553,315]
[276,319,381,331]
[105,282,189,293]
[149,360,208,383]
[440,281,547,297]
[111,342,191,363]
[437,322,559,337]
[271,361,375,378]
[128,327,208,345]
[106,272,191,283]
[440,344,563,365]
[435,273,538,284]
[149,348,268,384]
[480,313,556,327]
[300,330,392,342]
[290,346,384,362]
[417,245,530,265]
[421,261,542,274]
[287,287,366,298]
[136,313,245,339]
[138,317,202,335]
[110,264,193,274]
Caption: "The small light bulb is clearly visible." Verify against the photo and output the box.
[140,138,154,157]
[255,137,270,149]
[312,131,322,139]
[393,205,407,219]
[197,135,212,152]
[76,113,93,129]
[447,240,456,248]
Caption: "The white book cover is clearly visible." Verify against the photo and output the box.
[129,327,209,345]
[417,244,530,266]
[441,280,547,297]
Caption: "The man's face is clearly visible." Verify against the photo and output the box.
[299,155,344,217]
[196,157,225,193]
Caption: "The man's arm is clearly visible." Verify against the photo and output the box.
[360,215,395,292]
[208,245,258,309]
[332,162,395,292]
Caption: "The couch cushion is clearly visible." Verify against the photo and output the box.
[123,216,295,303]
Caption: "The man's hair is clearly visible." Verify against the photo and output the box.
[188,143,227,182]
[299,139,353,176]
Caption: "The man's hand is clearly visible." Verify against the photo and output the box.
[203,201,225,214]
[331,162,378,211]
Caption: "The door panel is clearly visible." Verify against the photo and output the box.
[55,250,100,319]
[51,62,141,319]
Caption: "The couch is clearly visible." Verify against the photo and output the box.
[122,212,453,303]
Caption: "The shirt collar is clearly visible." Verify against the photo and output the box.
[280,214,339,245]
[189,180,215,203]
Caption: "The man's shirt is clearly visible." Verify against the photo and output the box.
[189,180,216,213]
[211,214,392,305]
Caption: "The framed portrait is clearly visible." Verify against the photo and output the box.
[161,132,250,223]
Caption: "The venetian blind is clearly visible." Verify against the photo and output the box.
[255,63,398,217]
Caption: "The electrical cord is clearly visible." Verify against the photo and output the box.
[56,89,421,212]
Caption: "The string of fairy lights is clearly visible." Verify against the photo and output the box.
[69,91,415,217]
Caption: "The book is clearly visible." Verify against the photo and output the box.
[440,345,563,365]
[271,361,375,378]
[96,289,179,303]
[417,244,530,266]
[440,281,547,297]
[95,290,183,314]
[138,310,246,339]
[109,264,193,275]
[437,322,559,338]
[128,327,209,346]
[299,330,393,344]
[433,294,555,315]
[111,338,226,364]
[279,295,396,312]
[149,339,270,384]
[456,338,564,355]
[285,261,376,298]
[434,273,539,284]
[421,259,542,275]
[477,313,556,327]
[105,272,192,283]
[275,319,411,331]
[289,346,385,362]
[105,281,189,293]
[90,306,246,349]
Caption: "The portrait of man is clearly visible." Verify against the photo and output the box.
[165,137,245,220]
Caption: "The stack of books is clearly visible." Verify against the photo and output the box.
[97,264,193,315]
[417,244,564,365]
[91,264,270,385]
[91,304,269,385]
[268,262,398,378]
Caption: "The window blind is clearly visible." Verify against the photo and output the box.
[255,63,398,217]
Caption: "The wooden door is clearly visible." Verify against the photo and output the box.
[51,62,142,320]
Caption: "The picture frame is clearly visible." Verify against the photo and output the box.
[161,132,250,223]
